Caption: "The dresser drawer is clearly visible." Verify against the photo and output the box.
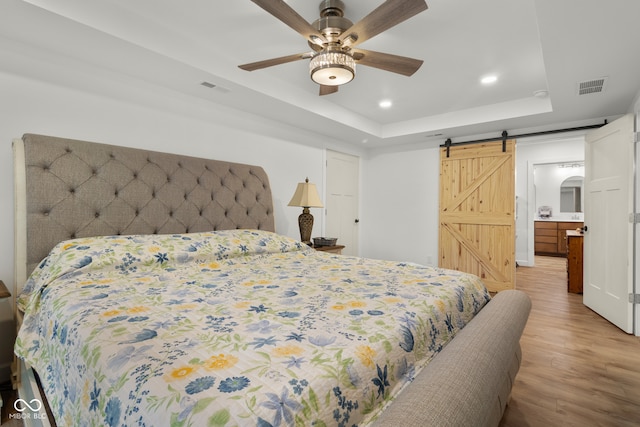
[534,221,557,229]
[535,242,557,253]
[536,235,557,244]
[535,229,556,237]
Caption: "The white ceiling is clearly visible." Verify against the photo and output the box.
[2,0,639,149]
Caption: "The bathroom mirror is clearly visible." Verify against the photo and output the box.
[533,161,584,217]
[560,176,583,212]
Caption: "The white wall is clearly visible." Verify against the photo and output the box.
[358,135,588,270]
[0,70,366,380]
[360,147,440,266]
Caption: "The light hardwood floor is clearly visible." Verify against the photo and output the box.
[500,256,640,426]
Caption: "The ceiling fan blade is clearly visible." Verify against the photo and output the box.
[251,0,326,45]
[319,85,339,96]
[352,49,423,76]
[239,52,313,71]
[339,0,427,47]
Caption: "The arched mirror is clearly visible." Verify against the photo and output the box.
[560,176,583,212]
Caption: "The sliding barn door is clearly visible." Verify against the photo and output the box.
[439,140,516,292]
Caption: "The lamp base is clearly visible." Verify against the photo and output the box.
[298,208,314,245]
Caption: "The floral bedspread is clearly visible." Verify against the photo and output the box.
[15,229,490,427]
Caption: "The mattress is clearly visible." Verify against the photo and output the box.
[15,229,490,426]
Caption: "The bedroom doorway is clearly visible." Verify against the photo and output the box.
[325,150,359,256]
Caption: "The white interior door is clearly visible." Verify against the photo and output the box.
[325,150,359,256]
[584,114,635,333]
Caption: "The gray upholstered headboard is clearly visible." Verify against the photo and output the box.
[13,133,275,292]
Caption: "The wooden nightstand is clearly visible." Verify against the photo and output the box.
[313,245,345,254]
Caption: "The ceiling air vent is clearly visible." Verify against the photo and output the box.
[577,77,607,95]
[200,81,230,94]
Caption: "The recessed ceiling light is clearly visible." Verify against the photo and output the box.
[481,75,498,85]
[379,100,392,109]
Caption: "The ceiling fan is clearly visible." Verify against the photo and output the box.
[239,0,428,96]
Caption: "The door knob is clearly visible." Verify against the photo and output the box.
[354,219,360,223]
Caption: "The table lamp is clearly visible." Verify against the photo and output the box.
[288,178,323,245]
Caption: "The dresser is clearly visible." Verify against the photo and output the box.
[534,221,583,257]
[566,230,584,293]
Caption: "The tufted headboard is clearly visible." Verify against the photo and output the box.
[13,133,275,293]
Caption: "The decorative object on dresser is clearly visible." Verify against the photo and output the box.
[534,220,584,257]
[313,237,343,254]
[288,177,324,245]
[566,230,584,293]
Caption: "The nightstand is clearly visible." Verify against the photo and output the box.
[314,245,345,254]
[0,280,10,415]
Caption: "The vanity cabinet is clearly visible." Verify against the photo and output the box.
[534,221,583,257]
[566,230,584,293]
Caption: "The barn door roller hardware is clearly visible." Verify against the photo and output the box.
[440,120,608,158]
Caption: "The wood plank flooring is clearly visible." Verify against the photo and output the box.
[500,256,640,426]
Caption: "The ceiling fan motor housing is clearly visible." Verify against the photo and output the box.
[312,0,353,43]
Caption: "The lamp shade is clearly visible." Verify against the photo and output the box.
[288,178,323,208]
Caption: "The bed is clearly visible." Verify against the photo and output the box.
[11,134,531,427]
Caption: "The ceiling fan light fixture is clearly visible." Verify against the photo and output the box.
[310,51,355,86]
